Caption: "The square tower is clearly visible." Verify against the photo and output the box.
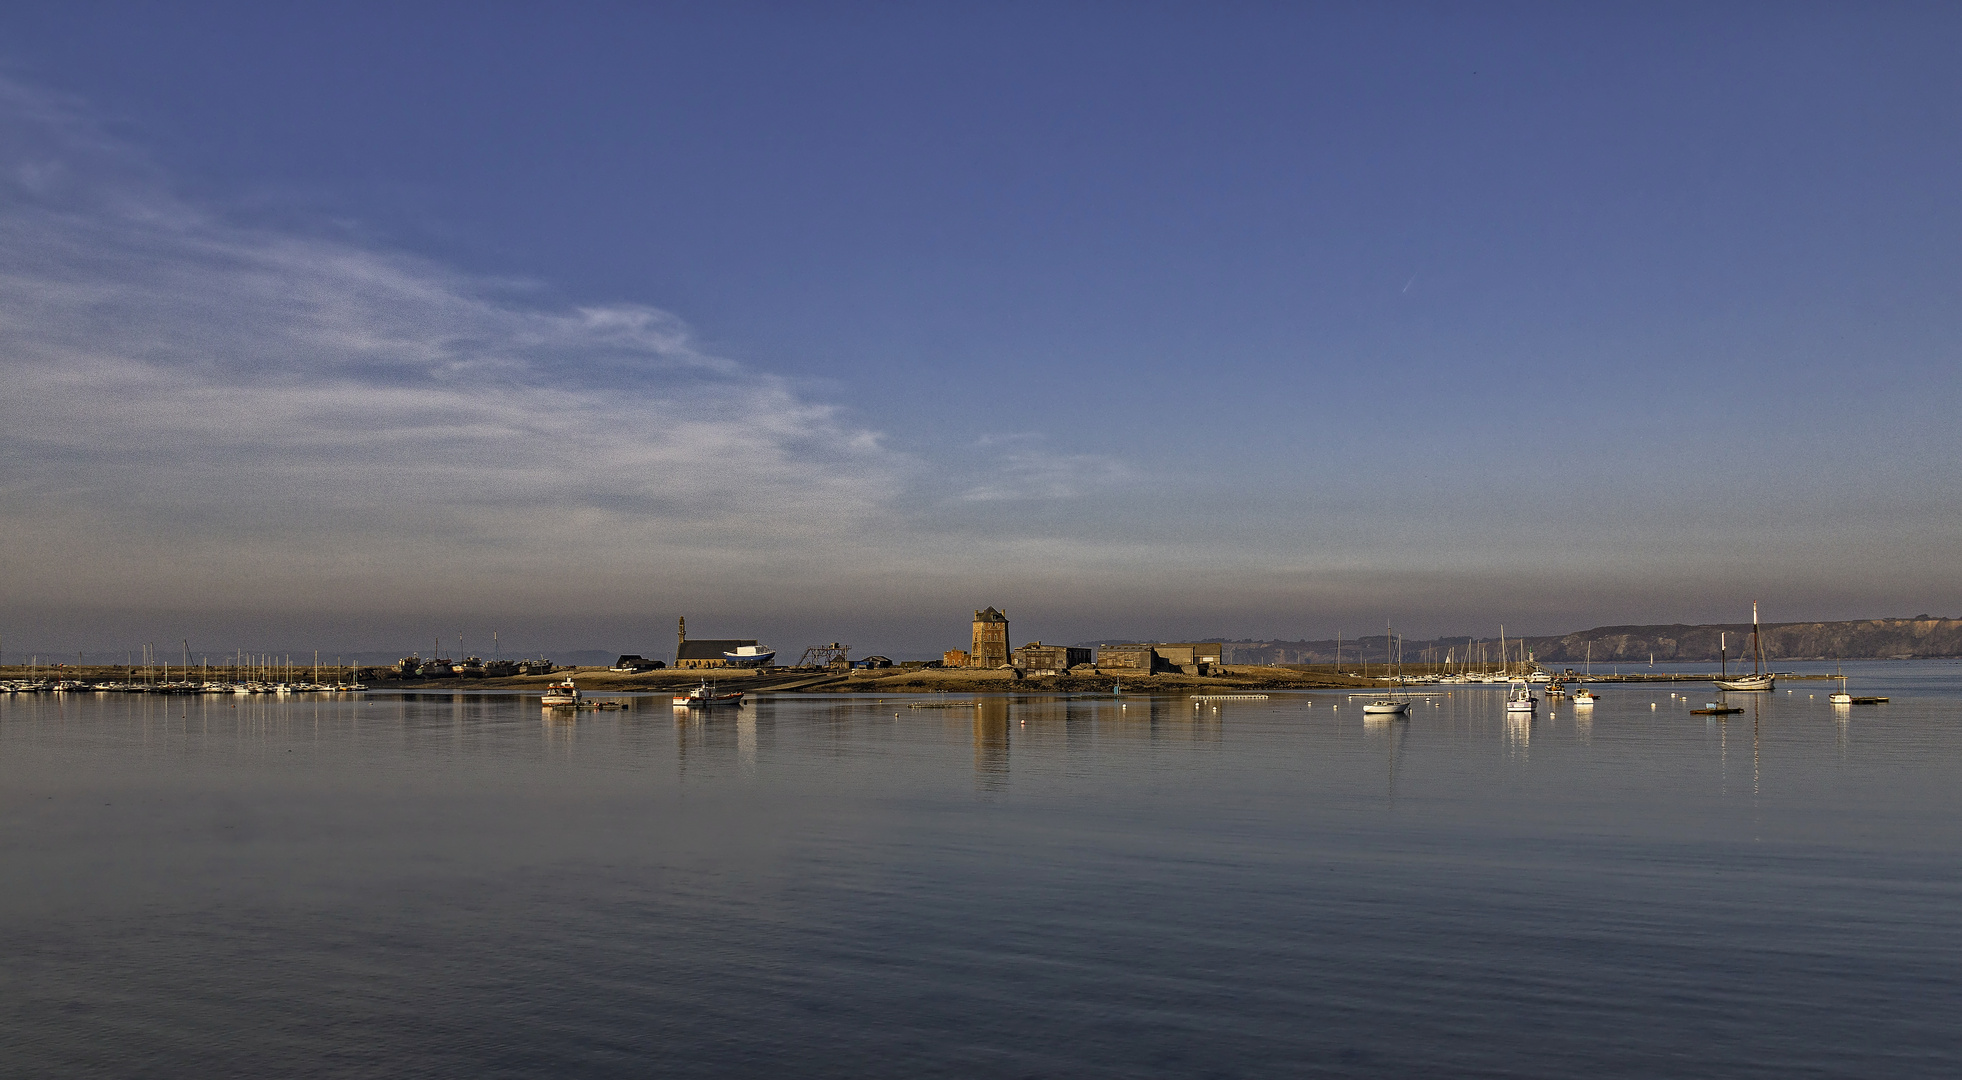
[970,607,1011,669]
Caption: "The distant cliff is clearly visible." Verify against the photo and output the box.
[1518,618,1962,663]
[1202,617,1962,665]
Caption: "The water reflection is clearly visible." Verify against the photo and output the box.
[1504,711,1532,759]
[972,698,1010,792]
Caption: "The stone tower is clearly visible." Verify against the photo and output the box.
[971,607,1010,669]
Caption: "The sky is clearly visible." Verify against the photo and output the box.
[1,3,1959,661]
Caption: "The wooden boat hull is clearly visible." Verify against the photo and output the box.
[1713,676,1774,692]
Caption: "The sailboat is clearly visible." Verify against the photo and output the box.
[1362,623,1411,715]
[1714,602,1775,692]
[1829,665,1888,706]
[1829,673,1852,706]
[1572,642,1598,705]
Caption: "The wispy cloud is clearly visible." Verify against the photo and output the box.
[956,434,1136,502]
[0,79,902,614]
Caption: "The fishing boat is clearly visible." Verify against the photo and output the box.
[1713,603,1775,692]
[1504,679,1537,713]
[722,645,776,667]
[673,681,744,708]
[1691,700,1742,715]
[1362,621,1412,715]
[541,678,583,707]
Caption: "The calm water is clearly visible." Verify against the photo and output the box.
[5,661,1961,1078]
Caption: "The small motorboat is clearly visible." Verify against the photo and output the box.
[542,679,629,710]
[673,681,744,708]
[1504,680,1537,714]
[1691,701,1742,715]
[1571,687,1598,706]
[1544,683,1569,698]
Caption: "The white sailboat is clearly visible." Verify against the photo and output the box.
[1713,602,1775,692]
[1362,622,1411,715]
[1572,642,1598,705]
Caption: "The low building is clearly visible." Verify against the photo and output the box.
[1155,642,1223,674]
[1012,641,1093,673]
[1095,644,1153,671]
[942,649,971,668]
[610,654,664,673]
[1093,642,1223,675]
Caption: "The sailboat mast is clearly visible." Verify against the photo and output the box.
[1752,601,1764,677]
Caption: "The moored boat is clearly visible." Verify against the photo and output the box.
[1361,621,1411,715]
[542,678,582,707]
[1504,679,1537,713]
[673,681,744,707]
[1713,603,1775,692]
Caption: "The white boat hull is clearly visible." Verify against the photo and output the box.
[1713,676,1774,692]
[1361,700,1410,714]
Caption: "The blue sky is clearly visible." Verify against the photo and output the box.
[1,3,1959,659]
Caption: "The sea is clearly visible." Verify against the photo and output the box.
[4,659,1960,1078]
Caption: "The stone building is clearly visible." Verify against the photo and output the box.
[942,649,971,668]
[1094,641,1223,675]
[1094,644,1154,672]
[674,615,759,670]
[1011,641,1093,673]
[970,607,1011,669]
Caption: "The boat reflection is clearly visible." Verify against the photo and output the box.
[1504,711,1533,759]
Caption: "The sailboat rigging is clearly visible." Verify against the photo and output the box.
[1714,602,1775,692]
[1362,622,1411,715]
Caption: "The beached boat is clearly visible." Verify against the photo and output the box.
[673,681,744,708]
[722,645,776,667]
